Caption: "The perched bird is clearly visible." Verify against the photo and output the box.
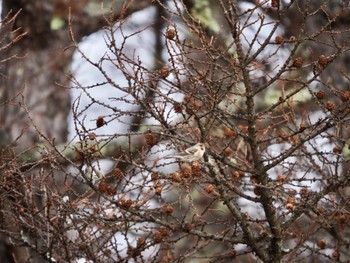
[165,143,205,162]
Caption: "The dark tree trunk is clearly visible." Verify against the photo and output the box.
[0,1,72,262]
[0,1,152,261]
[0,1,71,150]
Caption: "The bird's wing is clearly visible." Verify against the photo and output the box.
[165,151,186,158]
[185,146,197,155]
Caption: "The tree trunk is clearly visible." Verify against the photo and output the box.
[0,1,71,150]
[0,1,153,261]
[0,1,71,262]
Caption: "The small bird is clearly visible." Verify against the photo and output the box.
[165,143,205,162]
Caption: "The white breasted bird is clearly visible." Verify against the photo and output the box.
[165,143,205,162]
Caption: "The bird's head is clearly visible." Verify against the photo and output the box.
[198,143,205,151]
